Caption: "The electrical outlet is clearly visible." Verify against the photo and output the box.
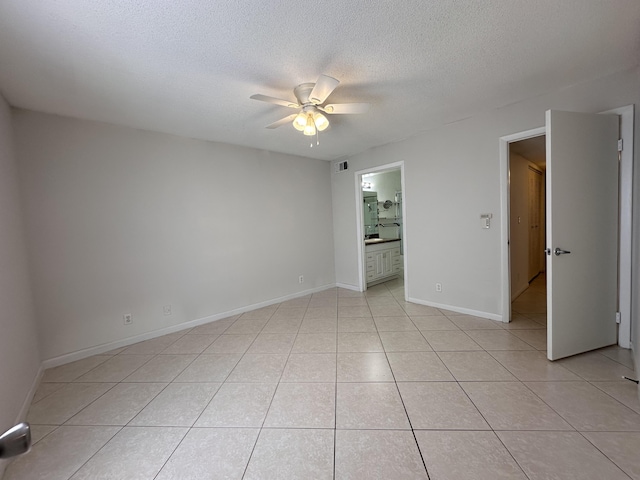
[123,313,133,325]
[435,283,442,293]
[163,305,172,316]
[298,275,304,284]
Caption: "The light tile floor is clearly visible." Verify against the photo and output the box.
[5,276,640,479]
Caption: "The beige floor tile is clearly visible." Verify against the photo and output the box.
[461,381,572,430]
[66,383,166,426]
[379,331,432,352]
[129,383,220,426]
[337,332,384,352]
[387,352,454,381]
[291,333,336,353]
[270,307,306,320]
[308,297,339,308]
[41,355,112,383]
[70,426,187,479]
[582,432,640,480]
[438,351,517,381]
[247,333,296,354]
[488,350,581,381]
[557,351,637,381]
[510,329,547,350]
[161,334,218,354]
[123,354,196,382]
[420,331,482,351]
[261,317,302,334]
[336,383,410,429]
[173,354,241,382]
[29,425,57,445]
[73,354,154,382]
[498,431,629,480]
[339,296,369,306]
[3,426,120,480]
[298,317,338,333]
[365,284,394,297]
[335,430,427,479]
[398,382,489,430]
[194,383,277,427]
[526,381,640,431]
[156,428,259,480]
[374,316,417,331]
[336,288,362,298]
[304,306,338,319]
[366,295,401,306]
[337,353,394,382]
[264,383,335,428]
[338,317,377,332]
[279,296,311,308]
[226,354,288,382]
[338,305,373,318]
[203,334,256,354]
[281,353,337,382]
[465,329,535,350]
[598,345,635,369]
[414,431,527,480]
[502,316,546,330]
[27,383,115,425]
[399,303,442,316]
[120,333,183,354]
[224,318,268,334]
[244,428,334,480]
[188,317,236,335]
[410,315,460,331]
[592,381,640,414]
[369,304,406,317]
[32,382,67,403]
[448,315,504,330]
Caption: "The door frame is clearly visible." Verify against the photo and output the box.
[354,161,407,296]
[498,105,634,348]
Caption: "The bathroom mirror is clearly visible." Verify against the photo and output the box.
[363,191,378,238]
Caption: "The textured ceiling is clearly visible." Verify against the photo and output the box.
[0,1,638,161]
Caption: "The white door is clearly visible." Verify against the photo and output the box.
[546,110,619,360]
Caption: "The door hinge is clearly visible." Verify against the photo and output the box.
[616,311,621,324]
[618,139,623,152]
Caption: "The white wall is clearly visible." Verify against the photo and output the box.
[333,67,640,322]
[509,153,530,300]
[0,97,40,476]
[13,111,335,361]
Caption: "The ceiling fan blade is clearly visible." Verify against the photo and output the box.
[309,75,339,104]
[250,94,299,108]
[322,103,371,114]
[265,113,298,129]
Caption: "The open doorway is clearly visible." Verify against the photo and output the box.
[509,136,547,327]
[355,162,407,298]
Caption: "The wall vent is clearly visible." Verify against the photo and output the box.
[334,161,348,173]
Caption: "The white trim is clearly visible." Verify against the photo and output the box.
[16,365,44,423]
[499,127,546,323]
[335,282,361,291]
[42,283,336,368]
[354,161,408,300]
[407,296,503,322]
[600,105,634,349]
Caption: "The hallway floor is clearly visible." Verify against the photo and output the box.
[5,278,639,479]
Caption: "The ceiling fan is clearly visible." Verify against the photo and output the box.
[250,74,370,145]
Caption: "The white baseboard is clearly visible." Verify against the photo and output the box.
[335,282,362,292]
[407,296,503,322]
[15,365,44,424]
[42,283,337,369]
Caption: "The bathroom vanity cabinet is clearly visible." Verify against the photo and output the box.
[365,240,402,285]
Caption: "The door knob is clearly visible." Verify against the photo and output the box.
[0,422,31,459]
[554,248,571,256]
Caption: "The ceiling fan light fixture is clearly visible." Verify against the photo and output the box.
[313,112,329,131]
[293,111,307,131]
[303,114,316,136]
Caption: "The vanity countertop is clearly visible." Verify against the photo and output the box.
[364,238,401,246]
